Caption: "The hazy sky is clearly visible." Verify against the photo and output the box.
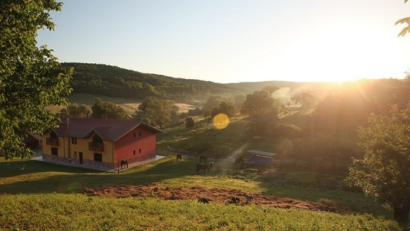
[37,0,410,83]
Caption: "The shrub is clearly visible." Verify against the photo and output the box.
[274,123,305,139]
[185,117,194,128]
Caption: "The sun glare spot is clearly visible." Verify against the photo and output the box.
[213,113,229,129]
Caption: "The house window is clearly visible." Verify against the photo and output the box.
[139,148,141,154]
[133,150,136,155]
[94,153,102,162]
[51,148,58,156]
[139,131,142,136]
[71,137,77,144]
[133,132,136,137]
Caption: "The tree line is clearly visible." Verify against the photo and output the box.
[63,63,246,103]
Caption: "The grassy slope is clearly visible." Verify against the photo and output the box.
[0,155,405,230]
[158,115,299,158]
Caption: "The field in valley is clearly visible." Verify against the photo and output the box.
[47,93,196,115]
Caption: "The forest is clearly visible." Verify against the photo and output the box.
[63,62,247,103]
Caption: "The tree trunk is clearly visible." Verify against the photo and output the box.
[393,199,410,223]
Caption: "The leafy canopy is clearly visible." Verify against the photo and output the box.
[240,90,279,137]
[0,0,72,160]
[59,103,92,119]
[347,105,410,222]
[396,0,410,37]
[92,98,128,120]
[134,96,178,129]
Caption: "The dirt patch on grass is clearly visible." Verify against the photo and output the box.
[82,183,358,213]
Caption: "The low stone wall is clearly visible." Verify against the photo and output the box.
[42,154,115,170]
[83,159,115,169]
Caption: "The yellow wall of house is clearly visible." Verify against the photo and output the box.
[42,132,115,163]
[70,136,114,163]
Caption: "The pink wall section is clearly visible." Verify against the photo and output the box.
[114,126,157,165]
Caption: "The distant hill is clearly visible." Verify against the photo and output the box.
[62,63,247,102]
[62,62,372,103]
[225,81,344,103]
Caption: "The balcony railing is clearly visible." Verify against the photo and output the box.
[46,138,59,146]
[89,142,104,151]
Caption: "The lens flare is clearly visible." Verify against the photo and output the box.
[213,113,229,129]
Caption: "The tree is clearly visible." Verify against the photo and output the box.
[291,92,315,108]
[0,1,72,160]
[241,90,279,137]
[210,101,236,118]
[202,95,224,114]
[185,117,195,128]
[134,96,178,128]
[92,98,129,120]
[396,0,410,37]
[59,103,92,118]
[347,105,410,223]
[233,94,246,112]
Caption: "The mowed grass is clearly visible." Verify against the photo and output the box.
[0,194,401,231]
[0,155,405,230]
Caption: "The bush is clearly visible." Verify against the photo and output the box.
[274,123,305,139]
[185,117,194,128]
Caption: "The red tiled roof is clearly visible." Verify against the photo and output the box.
[51,118,161,141]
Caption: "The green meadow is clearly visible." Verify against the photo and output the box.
[0,154,405,231]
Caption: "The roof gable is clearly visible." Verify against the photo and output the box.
[53,118,161,141]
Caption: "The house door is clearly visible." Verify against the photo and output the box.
[79,152,83,164]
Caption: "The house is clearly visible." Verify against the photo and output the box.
[42,118,161,169]
[247,150,276,168]
[24,133,42,150]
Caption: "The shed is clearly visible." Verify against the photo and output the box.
[247,150,276,157]
[247,150,276,167]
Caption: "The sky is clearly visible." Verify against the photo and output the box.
[37,0,410,84]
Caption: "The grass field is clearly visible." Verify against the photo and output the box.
[46,93,196,115]
[0,155,406,230]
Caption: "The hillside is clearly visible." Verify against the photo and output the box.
[62,63,247,102]
[62,62,349,104]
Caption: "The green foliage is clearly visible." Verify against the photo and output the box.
[0,0,73,160]
[202,95,225,113]
[134,96,178,128]
[396,0,410,37]
[92,98,129,119]
[187,107,204,116]
[185,117,195,128]
[274,123,305,139]
[241,90,279,137]
[291,92,315,108]
[59,103,92,118]
[211,100,236,118]
[64,63,246,101]
[347,105,410,223]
